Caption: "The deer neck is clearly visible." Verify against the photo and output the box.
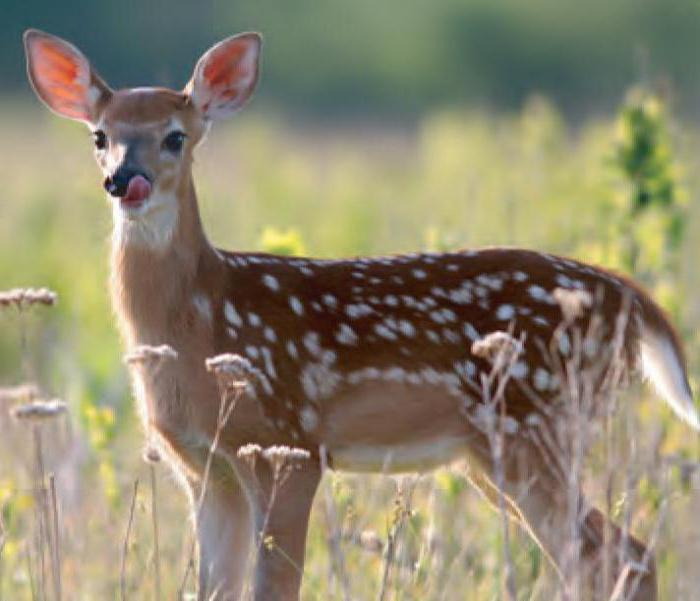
[109,175,213,348]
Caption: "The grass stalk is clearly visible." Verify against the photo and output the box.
[121,479,140,601]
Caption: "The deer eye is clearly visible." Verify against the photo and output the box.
[162,131,186,153]
[93,130,107,150]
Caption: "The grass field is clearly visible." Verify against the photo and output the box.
[1,94,699,599]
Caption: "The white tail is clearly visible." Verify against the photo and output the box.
[640,328,699,430]
[24,28,692,601]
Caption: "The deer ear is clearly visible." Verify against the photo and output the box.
[185,33,262,120]
[23,29,111,124]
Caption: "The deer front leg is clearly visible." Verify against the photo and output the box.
[235,455,321,601]
[191,474,253,601]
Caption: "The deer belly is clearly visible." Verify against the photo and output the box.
[318,380,474,473]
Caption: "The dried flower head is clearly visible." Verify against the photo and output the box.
[471,331,523,363]
[553,287,593,322]
[0,288,57,309]
[124,344,178,365]
[143,445,162,463]
[205,353,253,390]
[0,383,41,403]
[11,399,67,422]
[359,530,383,553]
[236,443,262,470]
[261,445,311,472]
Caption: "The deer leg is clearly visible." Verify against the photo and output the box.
[476,441,657,601]
[235,457,321,601]
[190,471,254,601]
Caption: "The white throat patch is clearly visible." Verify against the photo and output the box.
[111,190,179,250]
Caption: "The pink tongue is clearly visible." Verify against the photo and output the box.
[123,175,152,204]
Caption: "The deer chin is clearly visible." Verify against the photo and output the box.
[111,188,178,250]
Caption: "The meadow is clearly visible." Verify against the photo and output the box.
[1,92,699,599]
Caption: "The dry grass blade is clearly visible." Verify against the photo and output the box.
[49,474,62,601]
[150,465,161,601]
[121,479,140,601]
[319,445,351,601]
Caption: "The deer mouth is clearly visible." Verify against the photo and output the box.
[120,175,152,208]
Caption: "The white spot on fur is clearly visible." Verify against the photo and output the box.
[261,347,277,379]
[303,331,322,357]
[336,323,358,346]
[262,274,280,291]
[289,296,304,316]
[264,327,277,343]
[300,405,319,432]
[510,361,529,379]
[557,332,571,355]
[322,294,338,308]
[463,323,480,342]
[496,304,515,321]
[248,312,262,327]
[346,303,373,319]
[191,293,212,324]
[426,330,440,343]
[398,320,416,337]
[224,301,243,327]
[533,367,550,391]
[300,362,341,401]
[528,285,552,303]
[375,323,398,341]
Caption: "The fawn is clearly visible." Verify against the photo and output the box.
[24,29,698,600]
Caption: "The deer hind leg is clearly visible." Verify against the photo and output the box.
[232,455,322,601]
[470,440,657,600]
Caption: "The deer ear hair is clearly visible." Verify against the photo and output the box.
[185,32,262,120]
[23,29,111,123]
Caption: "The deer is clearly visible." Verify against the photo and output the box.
[23,29,698,601]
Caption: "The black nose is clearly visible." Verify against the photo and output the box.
[104,168,146,197]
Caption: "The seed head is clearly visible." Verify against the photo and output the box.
[124,344,178,365]
[553,287,593,322]
[143,446,162,463]
[11,399,67,422]
[205,353,253,390]
[0,288,57,309]
[359,530,383,553]
[236,443,262,470]
[472,331,523,363]
[261,445,311,471]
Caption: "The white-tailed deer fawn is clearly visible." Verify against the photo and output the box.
[24,29,698,600]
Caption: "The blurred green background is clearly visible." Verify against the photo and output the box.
[2,2,700,599]
[3,0,700,118]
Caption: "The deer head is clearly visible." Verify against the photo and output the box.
[24,29,262,249]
